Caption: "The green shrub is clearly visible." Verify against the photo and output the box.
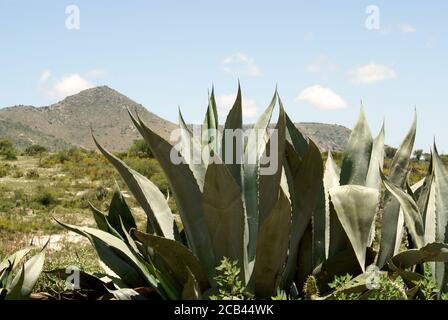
[128,139,153,158]
[210,258,253,300]
[25,169,40,179]
[0,163,11,177]
[0,139,18,160]
[32,186,59,206]
[24,144,48,156]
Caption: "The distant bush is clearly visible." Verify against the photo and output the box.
[25,169,40,179]
[12,169,23,178]
[385,146,397,159]
[32,186,59,207]
[0,139,18,160]
[0,163,12,177]
[25,144,48,156]
[128,139,153,158]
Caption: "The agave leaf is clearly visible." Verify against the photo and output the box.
[57,221,152,289]
[202,163,246,282]
[108,186,137,238]
[179,108,206,190]
[243,91,277,266]
[221,83,243,188]
[431,144,448,293]
[340,106,373,186]
[282,139,323,285]
[252,189,291,298]
[366,122,385,189]
[128,110,215,277]
[381,171,425,250]
[93,136,176,240]
[258,99,286,226]
[391,243,448,269]
[0,248,31,275]
[296,221,314,289]
[314,247,376,294]
[182,267,201,300]
[322,151,341,258]
[329,185,379,271]
[202,87,219,152]
[417,154,434,225]
[378,113,417,268]
[132,230,209,292]
[6,250,45,300]
[285,113,308,160]
[90,203,110,233]
[108,288,147,300]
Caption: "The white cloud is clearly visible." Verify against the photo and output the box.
[305,55,338,75]
[399,23,416,33]
[222,53,262,77]
[40,70,51,82]
[296,85,347,110]
[40,74,94,100]
[348,63,397,84]
[216,94,258,119]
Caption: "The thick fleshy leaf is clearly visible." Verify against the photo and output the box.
[322,151,341,258]
[0,248,31,275]
[366,122,385,189]
[202,87,219,154]
[252,189,291,298]
[381,171,425,249]
[282,139,323,285]
[202,163,246,281]
[329,185,379,271]
[296,221,314,289]
[93,136,176,240]
[128,110,215,277]
[432,145,448,293]
[221,83,243,188]
[90,203,110,233]
[314,247,376,294]
[378,113,417,268]
[243,91,277,265]
[340,106,373,186]
[182,267,201,300]
[258,99,286,226]
[6,251,45,300]
[285,113,308,160]
[108,288,147,300]
[108,187,137,237]
[132,230,209,292]
[179,108,206,190]
[391,243,448,269]
[57,221,152,289]
[393,178,426,254]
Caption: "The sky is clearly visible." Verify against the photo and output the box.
[0,1,447,151]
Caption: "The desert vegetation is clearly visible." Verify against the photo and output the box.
[2,87,448,300]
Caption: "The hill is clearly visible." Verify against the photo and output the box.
[0,86,350,152]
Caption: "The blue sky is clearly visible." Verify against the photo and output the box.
[0,1,447,151]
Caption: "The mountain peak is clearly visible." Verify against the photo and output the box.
[0,86,176,151]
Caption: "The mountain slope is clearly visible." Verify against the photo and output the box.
[0,86,177,151]
[0,119,71,150]
[0,86,350,152]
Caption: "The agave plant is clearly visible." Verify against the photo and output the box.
[307,108,448,299]
[58,85,325,299]
[59,85,448,300]
[0,247,45,300]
